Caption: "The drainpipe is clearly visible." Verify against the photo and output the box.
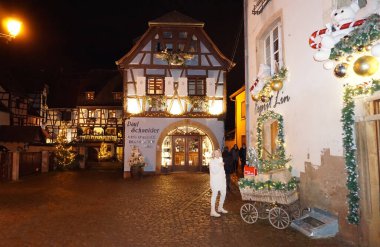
[243,0,250,148]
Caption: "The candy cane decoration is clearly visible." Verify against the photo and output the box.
[249,78,259,96]
[309,19,366,49]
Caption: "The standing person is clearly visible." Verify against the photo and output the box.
[209,149,228,217]
[239,144,247,176]
[231,144,240,175]
[222,147,233,191]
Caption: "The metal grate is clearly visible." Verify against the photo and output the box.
[252,0,272,15]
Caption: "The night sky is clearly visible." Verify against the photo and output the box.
[0,0,244,131]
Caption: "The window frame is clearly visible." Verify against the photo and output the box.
[187,77,206,96]
[146,77,165,95]
[263,22,283,74]
[241,101,246,119]
[85,91,95,101]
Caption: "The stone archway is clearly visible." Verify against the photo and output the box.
[155,119,220,173]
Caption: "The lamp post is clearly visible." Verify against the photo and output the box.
[0,18,22,41]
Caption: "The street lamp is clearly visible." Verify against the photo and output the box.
[1,18,22,41]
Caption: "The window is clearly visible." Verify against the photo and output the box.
[113,92,122,101]
[163,32,172,39]
[263,23,282,74]
[86,92,95,101]
[165,43,173,51]
[188,77,205,96]
[241,101,246,119]
[88,110,95,118]
[108,110,116,118]
[146,77,164,95]
[179,32,187,39]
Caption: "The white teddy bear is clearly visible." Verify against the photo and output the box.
[313,0,360,62]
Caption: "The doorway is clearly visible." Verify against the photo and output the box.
[173,135,201,171]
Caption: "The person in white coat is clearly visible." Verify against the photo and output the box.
[209,149,228,217]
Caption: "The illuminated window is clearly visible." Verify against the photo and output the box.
[113,92,122,101]
[241,101,246,119]
[86,92,95,101]
[108,110,116,118]
[146,77,164,95]
[188,77,205,96]
[88,110,95,118]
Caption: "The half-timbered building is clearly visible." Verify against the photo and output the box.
[116,11,234,176]
[45,70,124,162]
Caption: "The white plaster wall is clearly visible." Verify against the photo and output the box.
[245,0,377,175]
[124,117,224,172]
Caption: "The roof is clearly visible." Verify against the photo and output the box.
[116,11,235,70]
[229,86,245,100]
[0,126,47,143]
[76,69,123,107]
[148,10,204,27]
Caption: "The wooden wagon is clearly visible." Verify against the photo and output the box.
[239,187,301,229]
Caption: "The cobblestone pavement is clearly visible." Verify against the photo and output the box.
[0,171,350,247]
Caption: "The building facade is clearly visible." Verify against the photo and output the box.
[116,11,234,176]
[244,0,379,245]
[229,86,246,149]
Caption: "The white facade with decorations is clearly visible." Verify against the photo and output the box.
[244,0,379,245]
[116,11,234,176]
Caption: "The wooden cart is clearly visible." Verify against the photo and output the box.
[239,187,301,229]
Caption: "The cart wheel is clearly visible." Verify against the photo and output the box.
[254,201,270,219]
[268,207,290,229]
[240,203,258,224]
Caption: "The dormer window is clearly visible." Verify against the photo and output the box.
[113,92,122,101]
[86,92,95,101]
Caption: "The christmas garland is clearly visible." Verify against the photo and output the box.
[256,111,289,172]
[238,177,298,191]
[330,14,380,60]
[342,79,380,224]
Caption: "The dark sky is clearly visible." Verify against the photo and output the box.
[0,0,244,131]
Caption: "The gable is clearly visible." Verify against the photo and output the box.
[116,25,234,70]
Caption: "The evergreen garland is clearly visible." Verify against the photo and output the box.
[342,79,380,224]
[238,177,298,191]
[256,111,289,172]
[330,14,380,60]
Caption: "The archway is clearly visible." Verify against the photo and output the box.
[156,119,220,173]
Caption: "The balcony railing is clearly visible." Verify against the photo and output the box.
[78,135,117,142]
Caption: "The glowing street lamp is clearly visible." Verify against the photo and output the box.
[1,18,22,41]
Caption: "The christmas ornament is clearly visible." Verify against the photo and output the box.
[261,95,269,103]
[251,94,260,101]
[357,45,364,52]
[365,44,372,51]
[371,43,380,57]
[353,55,379,77]
[334,63,349,78]
[270,80,283,91]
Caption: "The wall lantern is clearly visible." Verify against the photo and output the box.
[127,98,141,114]
[208,100,223,115]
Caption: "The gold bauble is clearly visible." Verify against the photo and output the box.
[270,80,283,91]
[251,94,260,102]
[353,55,379,77]
[334,63,349,78]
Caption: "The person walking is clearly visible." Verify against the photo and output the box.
[231,144,239,175]
[222,147,233,191]
[239,144,247,177]
[209,149,228,217]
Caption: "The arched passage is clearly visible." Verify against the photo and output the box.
[155,119,220,173]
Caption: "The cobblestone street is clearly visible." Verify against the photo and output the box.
[0,171,350,247]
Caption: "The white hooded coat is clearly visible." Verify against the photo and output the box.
[209,157,226,191]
